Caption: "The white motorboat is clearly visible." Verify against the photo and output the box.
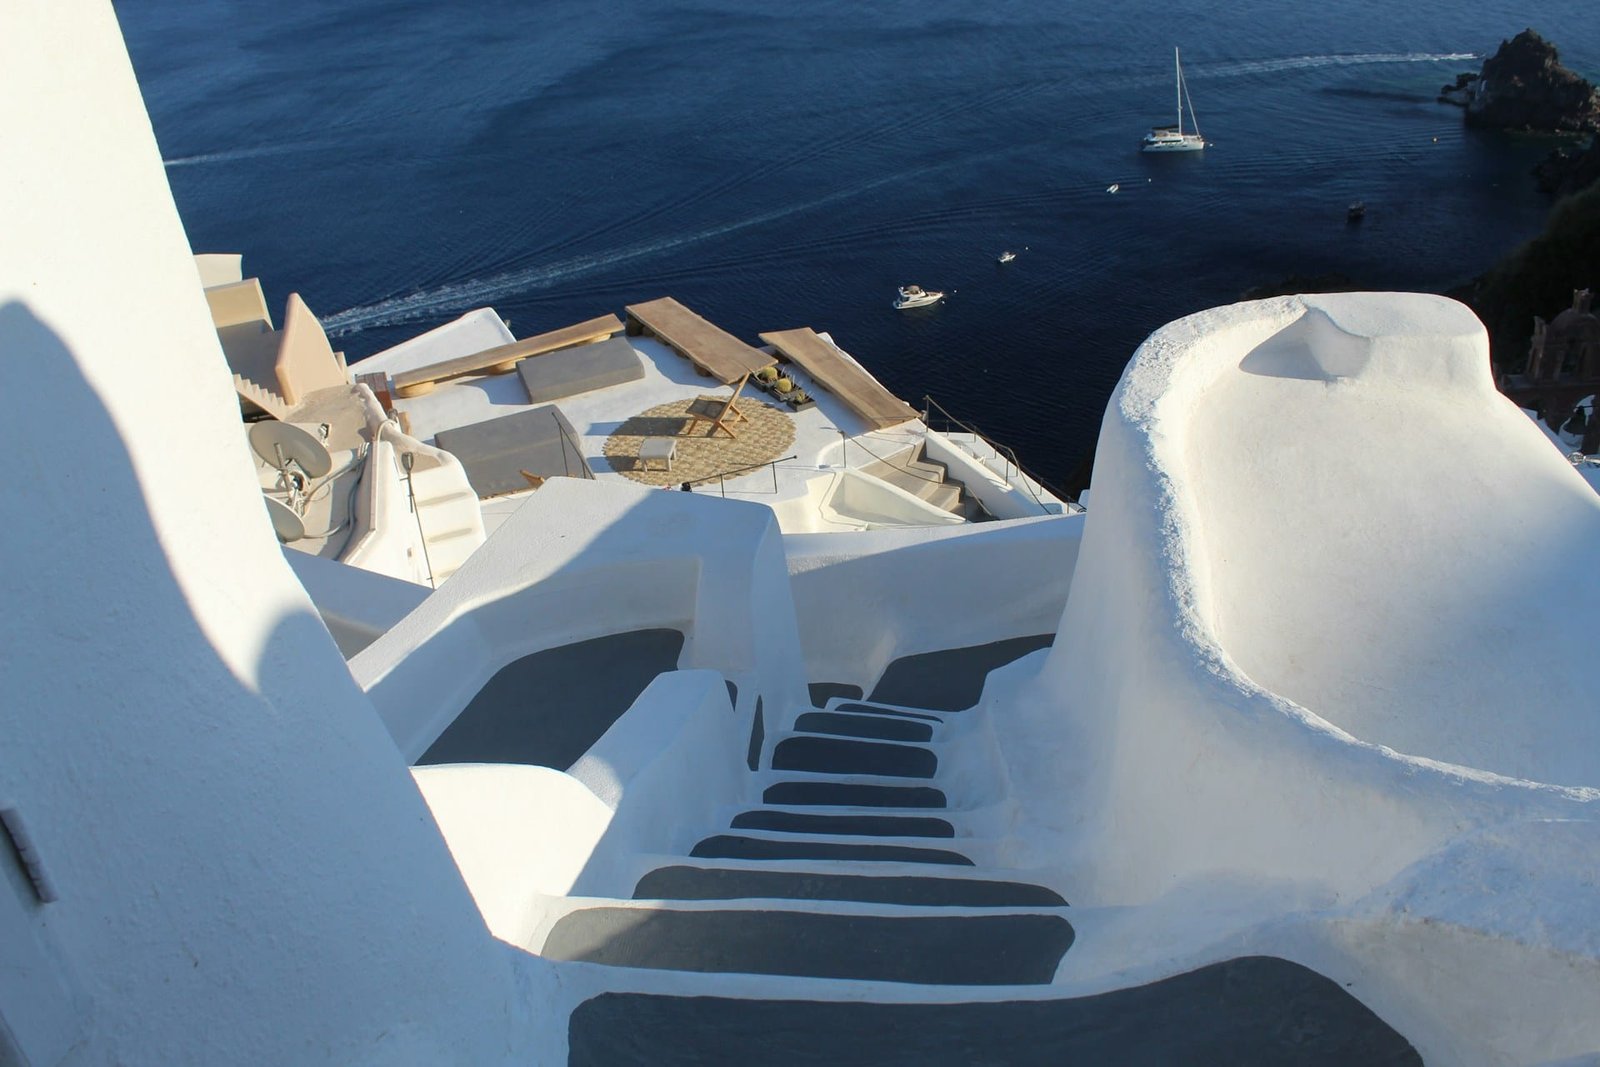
[894,284,945,309]
[997,250,1017,264]
[1142,47,1206,152]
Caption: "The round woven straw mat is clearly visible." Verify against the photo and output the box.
[603,396,796,486]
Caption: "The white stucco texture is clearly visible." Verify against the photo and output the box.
[0,7,520,1064]
[1015,292,1598,891]
[356,477,809,761]
[413,763,613,941]
[1181,294,1600,786]
[987,293,1600,1064]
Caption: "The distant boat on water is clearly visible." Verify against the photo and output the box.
[1142,47,1206,152]
[893,284,945,309]
[997,250,1017,264]
[1106,183,1120,194]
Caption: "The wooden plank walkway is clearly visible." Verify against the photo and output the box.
[625,297,774,385]
[393,313,623,398]
[759,327,918,428]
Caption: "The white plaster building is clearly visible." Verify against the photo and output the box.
[2,6,1597,1065]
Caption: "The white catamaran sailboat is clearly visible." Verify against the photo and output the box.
[1142,47,1205,153]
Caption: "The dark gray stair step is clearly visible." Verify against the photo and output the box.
[809,681,864,708]
[763,782,946,808]
[691,834,972,866]
[417,628,683,769]
[545,908,1072,985]
[730,810,954,838]
[832,702,944,722]
[569,956,1421,1065]
[868,634,1055,712]
[772,736,936,779]
[794,711,934,743]
[633,866,1068,907]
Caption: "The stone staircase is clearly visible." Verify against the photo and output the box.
[941,430,1077,515]
[860,444,990,521]
[545,637,1423,1064]
[544,692,1074,986]
[405,462,483,585]
[232,370,291,420]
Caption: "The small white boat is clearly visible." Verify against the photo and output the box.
[997,250,1017,264]
[1142,47,1206,153]
[1106,183,1120,194]
[894,284,945,309]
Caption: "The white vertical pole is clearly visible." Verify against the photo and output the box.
[1175,47,1183,131]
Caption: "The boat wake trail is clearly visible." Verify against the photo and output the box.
[163,143,323,168]
[321,163,947,337]
[1204,52,1477,79]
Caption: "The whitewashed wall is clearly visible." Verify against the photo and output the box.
[784,515,1082,697]
[0,6,521,1063]
[996,294,1600,1065]
[355,478,810,760]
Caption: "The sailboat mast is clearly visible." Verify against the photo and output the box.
[1175,47,1183,132]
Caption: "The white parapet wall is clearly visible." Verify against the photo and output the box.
[921,429,1066,519]
[993,293,1600,1064]
[414,670,752,948]
[284,547,431,657]
[412,762,615,943]
[354,477,811,761]
[566,670,751,895]
[785,514,1083,695]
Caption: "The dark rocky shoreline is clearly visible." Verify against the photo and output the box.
[1438,29,1599,134]
[1246,30,1599,373]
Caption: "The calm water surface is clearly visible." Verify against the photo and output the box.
[119,0,1597,485]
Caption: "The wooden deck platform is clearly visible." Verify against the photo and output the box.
[393,313,623,398]
[759,327,919,429]
[625,297,774,385]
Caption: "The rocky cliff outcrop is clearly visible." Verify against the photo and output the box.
[1454,182,1600,372]
[1459,30,1600,133]
[1535,135,1600,197]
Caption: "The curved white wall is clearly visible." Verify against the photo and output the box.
[995,293,1600,1063]
[1005,295,1600,904]
[1181,296,1600,786]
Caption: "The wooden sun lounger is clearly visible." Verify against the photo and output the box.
[626,297,777,440]
[393,313,623,398]
[759,327,918,429]
[624,297,774,385]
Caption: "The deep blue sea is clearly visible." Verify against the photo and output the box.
[118,0,1597,487]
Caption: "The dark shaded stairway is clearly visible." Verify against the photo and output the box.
[544,694,1074,985]
[551,637,1420,1064]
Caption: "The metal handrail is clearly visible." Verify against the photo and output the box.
[845,432,946,485]
[555,420,595,479]
[698,454,799,497]
[920,395,1068,514]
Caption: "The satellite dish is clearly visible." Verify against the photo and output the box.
[262,495,306,543]
[249,420,332,479]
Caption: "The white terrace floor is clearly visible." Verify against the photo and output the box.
[359,309,937,538]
